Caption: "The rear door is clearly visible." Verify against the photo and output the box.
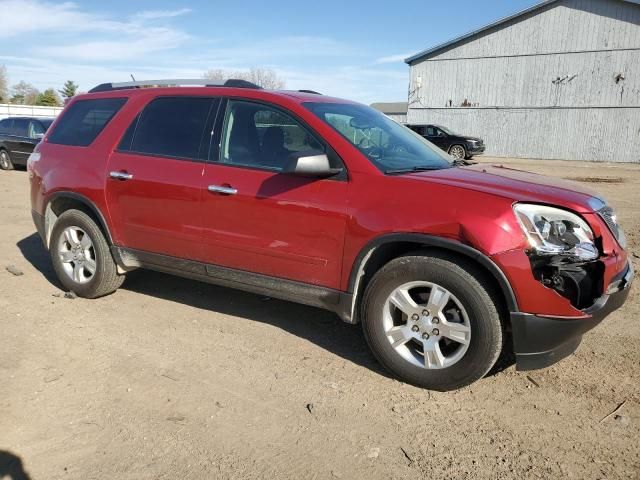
[200,99,349,288]
[106,96,219,260]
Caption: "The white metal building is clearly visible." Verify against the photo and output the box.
[405,0,640,162]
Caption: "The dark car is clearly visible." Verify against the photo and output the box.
[408,124,485,159]
[28,79,632,391]
[0,116,55,170]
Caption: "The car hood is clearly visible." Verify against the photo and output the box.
[407,164,603,213]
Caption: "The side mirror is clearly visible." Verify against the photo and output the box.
[283,150,342,178]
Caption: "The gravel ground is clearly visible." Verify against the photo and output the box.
[0,157,638,479]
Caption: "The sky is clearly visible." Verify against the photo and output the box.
[0,0,538,104]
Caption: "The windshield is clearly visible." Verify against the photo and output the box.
[303,102,452,173]
[41,119,54,130]
[436,125,460,136]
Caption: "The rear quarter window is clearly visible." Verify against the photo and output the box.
[48,98,127,147]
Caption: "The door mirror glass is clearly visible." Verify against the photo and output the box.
[283,150,341,178]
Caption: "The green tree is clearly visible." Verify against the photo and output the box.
[58,80,78,99]
[10,81,39,105]
[0,65,8,103]
[35,88,61,107]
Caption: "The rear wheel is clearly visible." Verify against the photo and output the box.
[361,254,503,391]
[50,209,125,298]
[0,150,14,170]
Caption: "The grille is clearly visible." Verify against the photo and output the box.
[598,206,620,239]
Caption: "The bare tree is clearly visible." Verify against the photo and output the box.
[0,65,8,103]
[10,81,40,105]
[203,67,285,89]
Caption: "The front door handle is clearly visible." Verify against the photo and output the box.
[208,185,237,195]
[110,171,133,181]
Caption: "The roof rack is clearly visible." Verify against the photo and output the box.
[298,89,322,95]
[88,78,262,93]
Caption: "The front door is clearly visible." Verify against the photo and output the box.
[200,99,349,289]
[425,125,447,150]
[106,96,219,260]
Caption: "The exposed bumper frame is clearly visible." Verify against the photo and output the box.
[511,261,633,370]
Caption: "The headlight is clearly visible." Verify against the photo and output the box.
[513,204,598,261]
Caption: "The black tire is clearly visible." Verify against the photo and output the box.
[361,253,503,391]
[0,149,14,170]
[448,144,466,159]
[50,209,125,298]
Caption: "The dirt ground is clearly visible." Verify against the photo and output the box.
[0,157,638,480]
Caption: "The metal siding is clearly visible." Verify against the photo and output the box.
[408,107,640,162]
[410,49,639,108]
[407,0,640,162]
[0,104,63,120]
[422,0,640,60]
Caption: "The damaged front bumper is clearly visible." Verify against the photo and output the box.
[511,261,633,370]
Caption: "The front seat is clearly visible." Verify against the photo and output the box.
[260,126,290,169]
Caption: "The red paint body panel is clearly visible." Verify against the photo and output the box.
[200,163,349,287]
[29,86,630,323]
[106,152,205,260]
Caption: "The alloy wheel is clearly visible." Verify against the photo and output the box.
[383,281,471,369]
[449,145,465,159]
[0,151,9,169]
[57,226,97,284]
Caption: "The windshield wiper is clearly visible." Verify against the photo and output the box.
[451,158,477,167]
[384,165,444,175]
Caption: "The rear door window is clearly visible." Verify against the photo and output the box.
[12,119,29,137]
[127,97,217,160]
[48,98,127,146]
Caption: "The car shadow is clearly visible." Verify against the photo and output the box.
[17,231,514,382]
[16,232,388,378]
[0,450,32,480]
[121,268,389,377]
[16,233,62,288]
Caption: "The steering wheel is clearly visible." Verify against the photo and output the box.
[389,143,409,154]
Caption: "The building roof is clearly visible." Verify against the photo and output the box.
[405,0,640,64]
[370,102,408,114]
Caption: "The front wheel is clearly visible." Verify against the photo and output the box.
[449,144,466,159]
[361,254,503,391]
[50,209,125,298]
[0,150,14,170]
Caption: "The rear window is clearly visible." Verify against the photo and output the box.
[0,119,13,134]
[48,98,126,147]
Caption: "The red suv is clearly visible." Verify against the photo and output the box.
[28,79,633,391]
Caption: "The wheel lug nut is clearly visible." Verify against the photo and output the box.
[421,332,429,340]
[432,328,439,336]
[422,309,429,316]
[411,314,419,321]
[432,317,439,324]
[411,325,419,332]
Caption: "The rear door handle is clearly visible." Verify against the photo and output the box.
[208,185,237,195]
[110,171,133,181]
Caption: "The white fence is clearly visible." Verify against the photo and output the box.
[0,103,64,120]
